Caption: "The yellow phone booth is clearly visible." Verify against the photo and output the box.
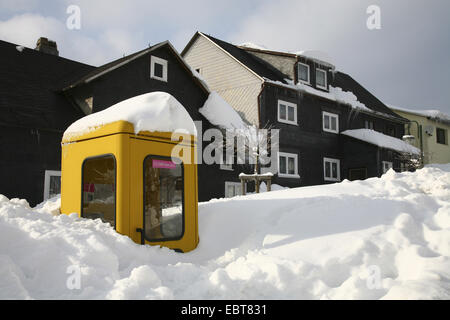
[60,120,199,252]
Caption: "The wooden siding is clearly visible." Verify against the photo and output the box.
[183,35,262,125]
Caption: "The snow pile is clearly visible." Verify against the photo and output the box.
[1,165,450,299]
[199,92,246,130]
[63,92,197,140]
[331,86,372,113]
[341,129,421,155]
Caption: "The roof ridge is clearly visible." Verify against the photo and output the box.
[198,32,289,84]
[0,39,94,68]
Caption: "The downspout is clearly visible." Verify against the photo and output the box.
[257,81,266,129]
[408,120,424,168]
[255,81,266,175]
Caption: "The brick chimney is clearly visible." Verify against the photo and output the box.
[35,37,59,56]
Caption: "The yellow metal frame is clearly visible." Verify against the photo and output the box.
[60,121,199,252]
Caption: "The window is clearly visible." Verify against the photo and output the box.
[43,170,61,200]
[297,62,310,84]
[278,100,297,125]
[316,68,327,90]
[322,111,339,133]
[324,157,340,182]
[82,155,116,228]
[278,152,299,178]
[225,181,244,198]
[365,120,374,130]
[144,156,183,241]
[382,161,393,174]
[436,127,447,145]
[150,56,168,82]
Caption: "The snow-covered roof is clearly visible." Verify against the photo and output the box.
[295,50,335,69]
[199,91,246,130]
[341,129,421,155]
[389,105,450,124]
[239,42,268,51]
[265,79,371,113]
[239,41,335,68]
[63,92,197,140]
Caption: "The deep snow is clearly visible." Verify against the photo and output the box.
[63,92,197,140]
[0,165,449,299]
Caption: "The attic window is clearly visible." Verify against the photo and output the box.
[150,56,168,82]
[316,68,327,90]
[297,62,310,84]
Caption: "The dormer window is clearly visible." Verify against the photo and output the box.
[316,68,327,90]
[150,56,168,82]
[297,62,310,84]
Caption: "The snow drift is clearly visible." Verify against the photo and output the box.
[63,92,197,140]
[0,165,449,299]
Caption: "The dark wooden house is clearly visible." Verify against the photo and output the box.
[0,37,238,205]
[0,38,94,206]
[182,32,415,192]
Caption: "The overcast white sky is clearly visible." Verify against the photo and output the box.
[1,0,449,114]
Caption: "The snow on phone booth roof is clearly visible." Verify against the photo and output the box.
[60,92,199,252]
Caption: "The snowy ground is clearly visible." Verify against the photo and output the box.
[0,165,449,299]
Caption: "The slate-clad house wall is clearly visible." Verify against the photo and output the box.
[258,82,405,187]
[0,39,94,206]
[63,41,233,202]
[0,38,237,205]
[182,32,410,192]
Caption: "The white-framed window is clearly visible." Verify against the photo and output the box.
[382,161,393,174]
[322,111,339,133]
[316,68,327,90]
[277,100,298,125]
[220,153,233,171]
[150,55,168,82]
[297,62,310,84]
[323,158,340,182]
[225,181,244,198]
[44,170,61,200]
[278,152,299,178]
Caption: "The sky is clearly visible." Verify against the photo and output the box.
[0,0,449,115]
